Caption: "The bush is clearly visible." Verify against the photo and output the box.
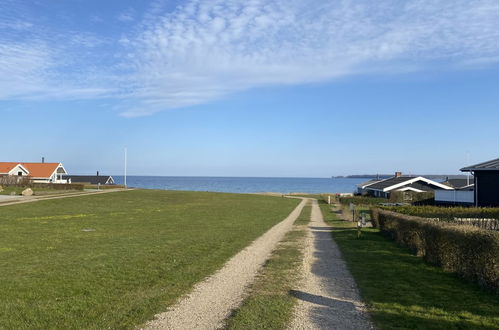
[388,191,434,204]
[339,196,386,206]
[382,205,499,230]
[371,208,499,291]
[1,182,84,191]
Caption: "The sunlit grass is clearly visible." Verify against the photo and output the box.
[0,190,299,329]
[319,202,499,330]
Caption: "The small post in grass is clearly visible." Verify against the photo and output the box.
[350,202,355,222]
[357,213,365,238]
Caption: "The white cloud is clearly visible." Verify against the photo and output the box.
[119,0,499,116]
[1,0,499,116]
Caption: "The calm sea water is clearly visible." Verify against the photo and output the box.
[112,176,367,194]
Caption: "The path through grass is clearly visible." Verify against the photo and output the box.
[319,202,499,330]
[0,190,299,329]
[226,200,312,329]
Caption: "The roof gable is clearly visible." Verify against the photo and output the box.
[461,157,499,171]
[21,163,65,178]
[366,176,452,192]
[0,162,23,174]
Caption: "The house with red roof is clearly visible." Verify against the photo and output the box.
[0,161,69,184]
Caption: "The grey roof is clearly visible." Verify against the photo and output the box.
[357,179,382,188]
[365,176,446,192]
[461,157,499,171]
[366,176,418,190]
[444,178,474,189]
[63,175,115,185]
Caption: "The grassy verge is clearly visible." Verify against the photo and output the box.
[0,190,299,329]
[225,201,312,329]
[319,202,499,330]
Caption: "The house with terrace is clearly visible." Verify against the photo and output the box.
[363,172,452,198]
[0,162,69,184]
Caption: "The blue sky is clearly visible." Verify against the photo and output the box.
[1,0,499,177]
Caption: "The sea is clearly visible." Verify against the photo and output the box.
[112,176,367,194]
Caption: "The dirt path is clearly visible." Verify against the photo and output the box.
[288,200,374,330]
[144,198,308,330]
[0,188,129,207]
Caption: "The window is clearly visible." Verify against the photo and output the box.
[18,171,23,176]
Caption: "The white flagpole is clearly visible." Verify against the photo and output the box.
[124,147,127,189]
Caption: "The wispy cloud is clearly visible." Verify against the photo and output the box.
[120,0,499,116]
[1,0,499,116]
[0,1,118,101]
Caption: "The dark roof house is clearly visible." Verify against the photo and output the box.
[461,157,499,207]
[64,173,115,185]
[443,178,474,189]
[364,173,452,198]
[356,179,383,194]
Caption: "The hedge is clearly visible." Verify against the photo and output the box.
[0,182,84,191]
[382,205,499,231]
[339,196,386,206]
[371,208,499,291]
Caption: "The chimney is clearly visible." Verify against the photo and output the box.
[97,171,99,177]
[395,171,402,178]
[42,157,45,163]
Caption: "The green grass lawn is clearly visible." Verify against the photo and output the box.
[226,201,311,329]
[0,189,299,329]
[320,202,499,330]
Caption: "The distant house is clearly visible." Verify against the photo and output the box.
[443,178,474,189]
[0,162,68,184]
[461,157,499,207]
[356,179,383,195]
[0,163,30,178]
[363,172,452,198]
[63,172,115,185]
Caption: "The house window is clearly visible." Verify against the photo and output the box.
[403,192,413,201]
[18,172,23,176]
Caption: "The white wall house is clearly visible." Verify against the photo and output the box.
[0,162,69,184]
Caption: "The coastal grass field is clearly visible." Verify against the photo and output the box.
[0,189,299,329]
[320,202,499,330]
[226,201,311,329]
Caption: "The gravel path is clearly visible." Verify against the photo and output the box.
[144,198,307,330]
[288,200,374,330]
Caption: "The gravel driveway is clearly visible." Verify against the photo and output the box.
[145,198,307,330]
[288,200,374,329]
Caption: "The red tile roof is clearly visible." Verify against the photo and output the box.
[21,163,61,178]
[0,162,64,178]
[0,162,21,174]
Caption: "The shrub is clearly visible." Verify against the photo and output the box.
[339,196,386,206]
[388,191,434,205]
[371,209,499,291]
[382,205,499,230]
